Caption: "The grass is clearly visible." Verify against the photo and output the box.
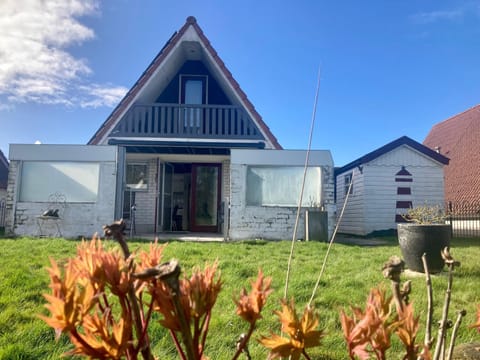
[0,235,479,359]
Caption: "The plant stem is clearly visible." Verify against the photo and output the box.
[391,279,403,313]
[170,329,187,360]
[421,254,434,349]
[200,311,212,354]
[71,328,101,357]
[446,310,466,360]
[109,224,153,360]
[232,322,256,360]
[302,349,312,360]
[432,261,455,360]
[171,290,196,360]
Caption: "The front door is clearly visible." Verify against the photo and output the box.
[190,164,220,232]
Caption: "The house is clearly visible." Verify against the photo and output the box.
[335,136,449,236]
[5,17,335,240]
[423,104,480,206]
[0,149,8,201]
[0,149,8,228]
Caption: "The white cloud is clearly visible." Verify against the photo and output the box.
[410,2,480,24]
[79,84,130,108]
[0,0,127,109]
[411,9,464,24]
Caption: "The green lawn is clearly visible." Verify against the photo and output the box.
[0,236,479,359]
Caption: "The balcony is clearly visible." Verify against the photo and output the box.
[111,103,263,140]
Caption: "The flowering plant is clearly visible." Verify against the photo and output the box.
[40,220,274,359]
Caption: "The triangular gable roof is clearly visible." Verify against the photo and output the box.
[424,104,480,203]
[88,16,281,149]
[335,136,449,175]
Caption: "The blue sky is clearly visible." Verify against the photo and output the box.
[1,0,479,165]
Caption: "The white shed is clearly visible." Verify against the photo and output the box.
[335,136,449,236]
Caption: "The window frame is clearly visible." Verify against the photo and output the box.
[125,163,149,191]
[179,75,208,104]
[245,165,322,207]
[19,161,100,203]
[344,173,353,196]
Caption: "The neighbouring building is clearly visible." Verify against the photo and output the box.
[423,104,480,206]
[0,149,8,201]
[5,17,335,240]
[335,136,449,236]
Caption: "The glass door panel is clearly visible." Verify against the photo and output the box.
[191,164,220,232]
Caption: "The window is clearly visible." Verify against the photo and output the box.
[246,166,322,207]
[19,161,99,202]
[344,173,353,195]
[180,75,207,105]
[180,75,207,129]
[126,163,148,190]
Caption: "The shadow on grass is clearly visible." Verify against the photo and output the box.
[450,237,480,248]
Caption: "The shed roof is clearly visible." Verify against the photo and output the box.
[88,16,281,149]
[424,104,480,203]
[335,136,449,175]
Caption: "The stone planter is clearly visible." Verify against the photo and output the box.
[305,210,328,242]
[397,223,451,273]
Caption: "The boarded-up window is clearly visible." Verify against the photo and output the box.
[246,166,322,207]
[20,162,100,202]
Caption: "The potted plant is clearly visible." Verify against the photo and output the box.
[397,204,451,273]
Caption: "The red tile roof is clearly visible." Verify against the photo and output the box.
[89,16,281,149]
[424,104,480,204]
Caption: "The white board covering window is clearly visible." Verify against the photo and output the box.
[246,166,322,207]
[19,162,100,202]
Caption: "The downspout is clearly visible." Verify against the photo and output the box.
[114,147,126,220]
[153,158,160,234]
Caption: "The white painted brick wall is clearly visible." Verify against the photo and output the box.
[133,159,158,233]
[6,161,117,238]
[229,164,335,240]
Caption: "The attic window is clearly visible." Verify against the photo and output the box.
[180,75,207,104]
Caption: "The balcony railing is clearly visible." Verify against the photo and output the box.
[112,103,263,139]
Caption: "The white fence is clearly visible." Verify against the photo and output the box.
[447,201,480,238]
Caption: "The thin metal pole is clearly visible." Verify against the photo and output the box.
[284,67,321,299]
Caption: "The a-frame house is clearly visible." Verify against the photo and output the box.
[5,17,335,240]
[89,16,282,234]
